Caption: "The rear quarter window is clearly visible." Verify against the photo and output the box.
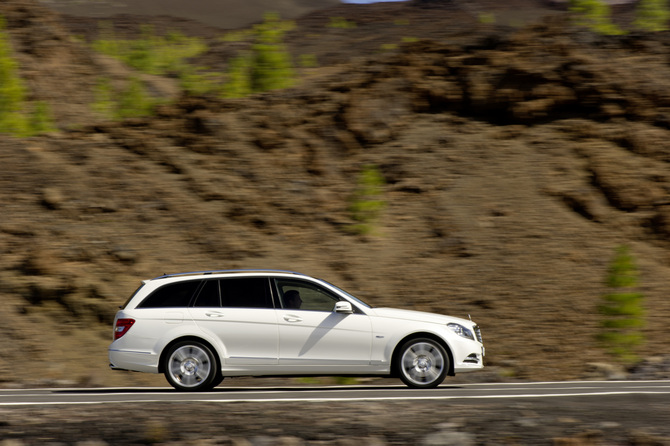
[120,283,145,309]
[137,280,201,308]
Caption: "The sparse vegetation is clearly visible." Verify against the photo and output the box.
[478,12,496,24]
[328,17,357,29]
[28,101,57,134]
[298,53,319,68]
[348,164,386,235]
[92,77,116,120]
[117,76,156,119]
[0,16,56,136]
[222,13,296,97]
[178,65,224,96]
[219,29,255,43]
[569,0,626,35]
[93,76,157,120]
[92,24,207,76]
[222,54,254,98]
[597,245,646,363]
[635,0,670,31]
[91,23,222,98]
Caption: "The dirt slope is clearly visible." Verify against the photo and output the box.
[39,0,342,29]
[1,0,670,388]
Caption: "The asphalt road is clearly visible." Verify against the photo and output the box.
[2,380,670,406]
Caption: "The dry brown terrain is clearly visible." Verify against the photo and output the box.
[3,1,670,445]
[1,0,670,393]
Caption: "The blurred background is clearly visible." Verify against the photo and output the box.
[1,0,669,392]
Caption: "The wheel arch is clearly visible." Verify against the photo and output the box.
[390,332,455,378]
[158,336,222,374]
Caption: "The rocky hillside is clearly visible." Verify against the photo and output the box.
[1,0,670,387]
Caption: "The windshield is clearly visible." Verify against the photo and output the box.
[319,279,372,308]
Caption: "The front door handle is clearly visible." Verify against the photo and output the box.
[283,315,303,323]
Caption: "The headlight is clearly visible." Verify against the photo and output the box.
[447,323,474,340]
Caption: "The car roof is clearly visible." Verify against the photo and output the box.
[149,269,309,281]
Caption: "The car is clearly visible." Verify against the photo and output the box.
[109,269,484,391]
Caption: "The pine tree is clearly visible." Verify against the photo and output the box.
[569,0,626,35]
[222,13,296,97]
[635,0,670,31]
[250,13,295,92]
[117,77,154,119]
[597,245,646,363]
[349,165,386,235]
[0,16,29,136]
[221,54,253,98]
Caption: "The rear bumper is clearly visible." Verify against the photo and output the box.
[108,348,159,374]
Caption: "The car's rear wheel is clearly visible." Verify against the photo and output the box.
[396,338,449,389]
[163,340,220,392]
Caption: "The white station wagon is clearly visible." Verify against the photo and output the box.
[109,270,484,391]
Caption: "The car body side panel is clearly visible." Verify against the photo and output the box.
[276,310,373,367]
[189,307,279,365]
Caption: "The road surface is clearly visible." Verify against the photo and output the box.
[2,380,669,406]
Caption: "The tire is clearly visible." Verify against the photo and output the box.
[163,340,220,392]
[396,338,449,389]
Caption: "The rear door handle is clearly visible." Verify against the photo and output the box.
[205,311,225,318]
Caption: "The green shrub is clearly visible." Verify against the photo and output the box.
[93,76,156,120]
[222,13,296,97]
[28,101,57,134]
[92,77,116,120]
[250,13,296,92]
[379,43,398,52]
[348,164,386,235]
[569,0,626,35]
[219,29,254,43]
[117,76,155,119]
[635,0,670,31]
[179,66,224,96]
[92,24,207,76]
[298,53,319,68]
[0,16,29,136]
[478,12,496,24]
[221,53,254,98]
[0,16,55,136]
[597,245,646,363]
[328,17,357,29]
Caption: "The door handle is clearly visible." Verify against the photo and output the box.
[205,311,225,318]
[283,315,303,323]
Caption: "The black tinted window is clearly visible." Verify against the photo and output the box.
[193,280,221,307]
[221,278,272,308]
[138,280,200,308]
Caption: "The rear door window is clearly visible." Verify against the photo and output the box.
[221,277,273,308]
[193,279,221,307]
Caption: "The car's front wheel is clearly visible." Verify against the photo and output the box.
[163,340,220,392]
[396,338,449,389]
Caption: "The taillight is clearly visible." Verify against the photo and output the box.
[114,318,135,340]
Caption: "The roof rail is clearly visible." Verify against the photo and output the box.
[150,269,307,280]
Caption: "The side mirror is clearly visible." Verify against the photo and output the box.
[334,301,353,314]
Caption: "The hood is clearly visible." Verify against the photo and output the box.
[369,307,474,326]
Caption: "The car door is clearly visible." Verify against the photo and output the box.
[188,277,278,365]
[274,279,372,369]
